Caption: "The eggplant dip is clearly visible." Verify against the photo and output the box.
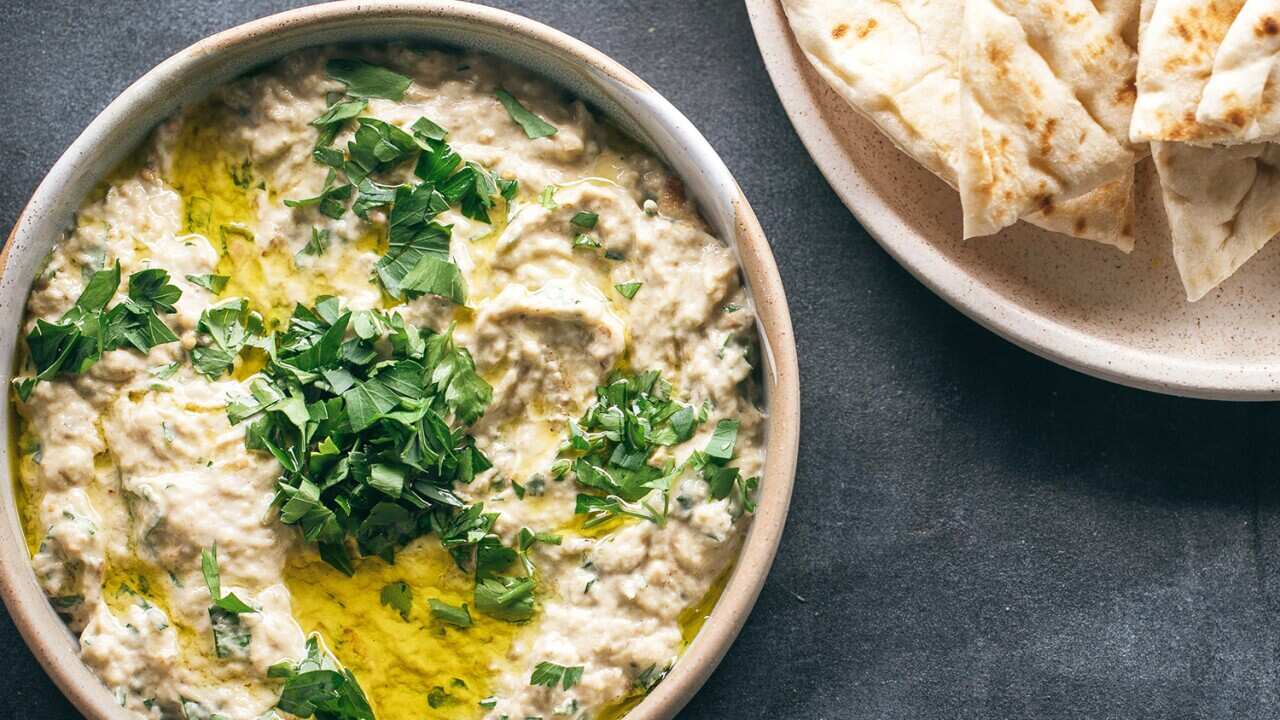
[9,45,764,720]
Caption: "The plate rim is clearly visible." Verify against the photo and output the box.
[745,0,1279,401]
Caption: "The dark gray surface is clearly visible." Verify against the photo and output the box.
[1,1,1277,719]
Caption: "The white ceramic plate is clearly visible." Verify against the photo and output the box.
[747,0,1280,399]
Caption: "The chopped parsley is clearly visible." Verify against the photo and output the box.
[552,371,703,527]
[427,686,449,708]
[149,361,180,380]
[200,544,255,658]
[529,662,584,691]
[553,372,758,525]
[270,635,374,720]
[325,59,412,100]
[291,96,516,305]
[614,282,642,299]
[516,528,561,575]
[539,185,558,209]
[14,261,183,400]
[569,212,598,229]
[474,575,535,622]
[379,581,412,621]
[700,418,759,513]
[192,298,263,379]
[635,662,671,693]
[428,598,473,628]
[224,298,535,622]
[297,228,332,259]
[227,299,490,572]
[186,273,229,293]
[572,233,600,249]
[201,544,255,614]
[495,89,558,139]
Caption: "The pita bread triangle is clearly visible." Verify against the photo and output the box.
[781,0,1140,248]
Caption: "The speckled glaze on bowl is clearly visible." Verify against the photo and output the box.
[748,0,1280,400]
[0,3,800,718]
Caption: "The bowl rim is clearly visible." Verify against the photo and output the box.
[0,2,801,719]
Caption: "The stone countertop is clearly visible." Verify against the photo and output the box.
[2,1,1277,718]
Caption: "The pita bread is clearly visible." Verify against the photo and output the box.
[958,0,1135,237]
[780,0,1138,248]
[1131,0,1255,143]
[1151,141,1280,298]
[1196,0,1280,140]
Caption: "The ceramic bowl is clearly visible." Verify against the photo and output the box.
[0,2,800,718]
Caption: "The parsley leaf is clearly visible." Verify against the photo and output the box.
[200,544,255,659]
[540,185,558,209]
[427,686,449,709]
[530,662,584,691]
[399,254,467,305]
[428,598,473,628]
[326,59,412,100]
[297,228,331,260]
[201,544,255,615]
[312,97,368,128]
[496,89,558,139]
[614,282,642,299]
[570,212,598,229]
[186,273,229,293]
[411,116,448,142]
[705,419,739,462]
[474,576,534,622]
[192,298,258,379]
[285,177,354,220]
[379,581,412,621]
[272,635,374,720]
[699,419,758,514]
[126,268,182,313]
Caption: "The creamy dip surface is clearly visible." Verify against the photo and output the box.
[10,45,763,720]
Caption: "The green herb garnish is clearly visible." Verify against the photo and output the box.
[572,233,600,249]
[149,362,180,380]
[201,544,255,658]
[411,116,448,142]
[228,300,491,573]
[427,686,449,709]
[14,261,183,400]
[428,599,473,628]
[186,273,229,293]
[539,185,558,209]
[201,544,255,615]
[552,371,702,528]
[570,212,598,229]
[294,105,512,303]
[614,282,642,299]
[379,581,413,621]
[555,373,757,525]
[270,635,374,720]
[298,228,332,259]
[495,89,558,139]
[227,299,532,621]
[192,298,262,379]
[530,662,584,691]
[326,59,412,100]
